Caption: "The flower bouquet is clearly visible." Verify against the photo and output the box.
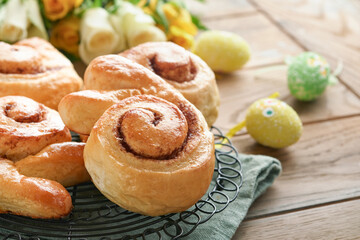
[0,0,206,64]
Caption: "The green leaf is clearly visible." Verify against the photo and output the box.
[93,0,102,7]
[73,0,93,17]
[168,0,185,9]
[37,0,54,28]
[127,0,142,4]
[0,0,8,6]
[191,14,207,30]
[155,0,169,32]
[61,50,81,62]
[106,0,123,13]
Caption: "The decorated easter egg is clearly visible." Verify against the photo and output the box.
[245,98,302,148]
[193,30,250,73]
[287,52,331,101]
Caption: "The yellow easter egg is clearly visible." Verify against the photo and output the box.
[193,30,250,73]
[245,98,302,148]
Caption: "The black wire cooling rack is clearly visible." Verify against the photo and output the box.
[0,127,243,240]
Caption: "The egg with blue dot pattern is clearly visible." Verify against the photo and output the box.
[245,98,303,148]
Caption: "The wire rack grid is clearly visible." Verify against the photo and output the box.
[0,126,243,240]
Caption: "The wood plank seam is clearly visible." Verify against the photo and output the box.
[242,61,286,70]
[247,0,360,99]
[299,113,360,126]
[244,194,360,222]
[201,10,259,21]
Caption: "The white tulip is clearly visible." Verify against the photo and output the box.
[0,0,27,43]
[125,19,167,48]
[25,0,48,40]
[112,2,166,49]
[79,8,120,64]
[0,0,47,43]
[108,14,127,53]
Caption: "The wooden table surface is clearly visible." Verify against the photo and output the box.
[186,0,360,239]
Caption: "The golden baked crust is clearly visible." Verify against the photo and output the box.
[0,159,72,219]
[0,96,71,161]
[0,37,83,109]
[109,42,219,126]
[84,95,215,216]
[59,89,142,135]
[60,55,215,216]
[61,54,216,135]
[16,142,90,187]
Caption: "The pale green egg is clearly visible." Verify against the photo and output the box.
[193,30,250,73]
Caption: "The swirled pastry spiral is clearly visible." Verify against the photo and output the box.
[0,96,91,218]
[0,96,71,161]
[0,159,72,218]
[90,42,220,126]
[59,89,142,135]
[84,95,215,216]
[0,37,83,109]
[60,54,214,135]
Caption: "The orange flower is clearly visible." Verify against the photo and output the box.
[42,0,83,21]
[50,16,80,56]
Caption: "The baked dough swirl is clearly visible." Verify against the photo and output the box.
[84,95,215,216]
[0,37,83,109]
[0,96,71,161]
[60,54,215,135]
[60,55,215,216]
[0,96,91,218]
[93,42,219,126]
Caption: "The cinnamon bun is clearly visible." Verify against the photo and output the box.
[84,95,215,216]
[0,96,71,161]
[60,55,201,135]
[0,37,83,109]
[90,42,219,126]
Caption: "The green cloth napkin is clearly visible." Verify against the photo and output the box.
[190,154,282,240]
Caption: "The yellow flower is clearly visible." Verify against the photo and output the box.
[172,17,197,36]
[42,0,83,21]
[136,1,198,49]
[162,3,197,49]
[149,0,158,11]
[163,3,178,22]
[138,0,158,10]
[137,0,147,8]
[167,25,194,50]
[74,0,83,7]
[142,6,153,15]
[50,16,80,56]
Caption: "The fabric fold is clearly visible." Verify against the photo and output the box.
[190,154,282,240]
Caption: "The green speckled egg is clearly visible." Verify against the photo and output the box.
[287,52,330,101]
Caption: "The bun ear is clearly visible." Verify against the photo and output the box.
[0,159,72,219]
